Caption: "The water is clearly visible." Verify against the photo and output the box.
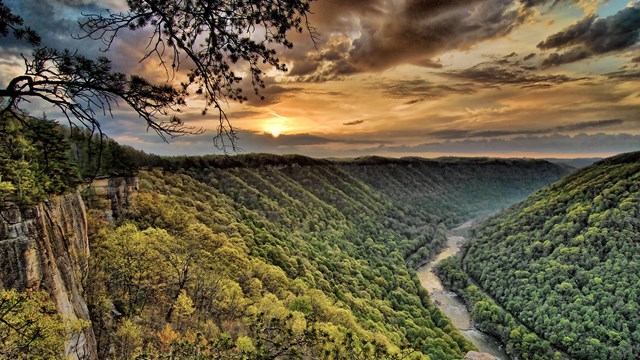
[416,222,509,360]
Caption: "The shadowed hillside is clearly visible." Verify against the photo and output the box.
[462,151,640,359]
[339,156,570,225]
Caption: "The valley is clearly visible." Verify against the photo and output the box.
[417,221,508,360]
[2,1,639,358]
[2,129,638,360]
[0,141,573,359]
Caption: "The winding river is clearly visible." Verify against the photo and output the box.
[416,221,509,359]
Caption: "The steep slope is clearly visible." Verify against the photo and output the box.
[0,192,97,359]
[83,154,569,359]
[340,156,570,225]
[91,165,471,359]
[463,151,640,359]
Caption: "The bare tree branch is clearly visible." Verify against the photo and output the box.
[1,0,316,150]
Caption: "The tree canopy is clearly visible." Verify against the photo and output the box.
[463,152,640,359]
[0,0,315,147]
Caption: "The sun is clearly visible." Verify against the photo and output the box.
[263,118,287,138]
[266,126,282,138]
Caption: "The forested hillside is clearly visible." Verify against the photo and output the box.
[0,115,571,359]
[84,154,569,359]
[87,164,468,359]
[339,156,570,225]
[463,151,640,359]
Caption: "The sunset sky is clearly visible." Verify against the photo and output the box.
[2,0,640,158]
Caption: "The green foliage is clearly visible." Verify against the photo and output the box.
[0,289,66,359]
[340,156,569,226]
[0,114,80,204]
[81,152,567,358]
[464,151,640,359]
[86,164,485,358]
[67,129,144,178]
[436,257,555,359]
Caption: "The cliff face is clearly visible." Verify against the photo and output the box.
[84,176,138,223]
[0,192,98,359]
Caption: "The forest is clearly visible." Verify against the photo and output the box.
[0,115,571,358]
[458,151,640,359]
[2,0,639,358]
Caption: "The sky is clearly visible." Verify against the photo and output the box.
[2,0,640,158]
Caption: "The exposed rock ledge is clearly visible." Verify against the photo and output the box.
[0,191,97,359]
[83,176,138,223]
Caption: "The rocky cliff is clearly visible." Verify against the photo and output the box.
[0,191,98,359]
[83,176,138,223]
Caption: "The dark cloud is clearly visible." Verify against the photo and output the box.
[380,79,475,99]
[343,120,365,126]
[428,129,472,139]
[538,5,640,67]
[226,110,262,119]
[554,118,625,132]
[373,133,640,155]
[428,119,626,139]
[404,99,423,105]
[605,69,640,80]
[540,46,592,68]
[347,0,526,72]
[2,0,107,54]
[290,0,572,79]
[443,59,580,87]
[237,76,303,107]
[0,0,159,79]
[288,60,320,76]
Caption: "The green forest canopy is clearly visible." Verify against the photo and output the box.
[464,151,640,359]
[0,119,572,358]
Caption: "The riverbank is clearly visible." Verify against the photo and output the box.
[416,222,509,360]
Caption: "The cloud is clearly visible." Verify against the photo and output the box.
[241,132,388,146]
[237,76,303,107]
[343,120,365,126]
[553,118,625,131]
[428,118,625,139]
[538,4,640,67]
[0,0,171,87]
[1,0,109,55]
[373,133,640,155]
[226,110,262,119]
[605,69,640,79]
[380,79,476,99]
[346,0,526,72]
[289,0,575,80]
[443,59,580,87]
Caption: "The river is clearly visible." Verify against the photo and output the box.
[416,221,509,360]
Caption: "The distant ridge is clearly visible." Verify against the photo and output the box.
[593,150,640,166]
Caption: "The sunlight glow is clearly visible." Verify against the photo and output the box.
[263,116,288,138]
[267,126,282,138]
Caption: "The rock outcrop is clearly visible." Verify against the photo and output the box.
[83,176,138,223]
[0,192,98,359]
